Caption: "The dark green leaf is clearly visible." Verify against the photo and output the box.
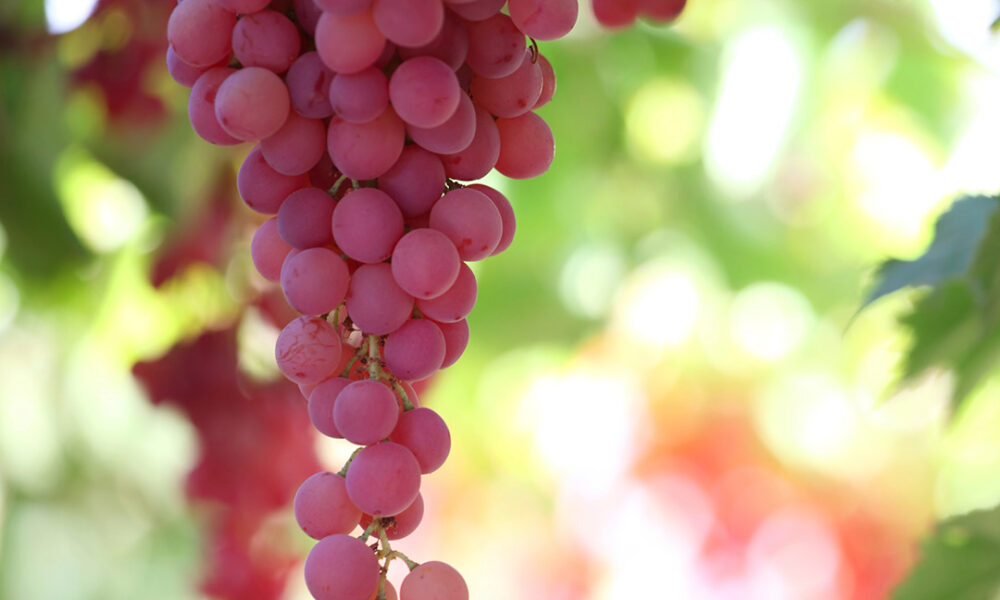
[894,505,1000,600]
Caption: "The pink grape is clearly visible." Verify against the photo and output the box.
[384,319,446,381]
[369,582,398,600]
[447,0,506,21]
[464,14,526,79]
[334,380,400,445]
[188,67,242,146]
[167,0,235,68]
[533,54,556,108]
[372,0,444,48]
[345,442,421,516]
[593,0,638,27]
[332,188,404,263]
[377,146,447,217]
[495,112,554,179]
[309,376,352,438]
[401,561,469,600]
[346,264,414,336]
[388,56,461,128]
[215,0,270,12]
[275,315,342,384]
[329,67,389,124]
[215,67,291,141]
[232,9,300,73]
[508,0,579,41]
[467,184,516,255]
[293,0,323,35]
[286,51,335,119]
[315,11,386,75]
[315,0,372,15]
[276,187,336,248]
[304,534,379,600]
[327,109,405,181]
[295,472,362,539]
[470,50,543,118]
[238,146,309,214]
[639,0,686,21]
[391,229,460,300]
[398,10,468,70]
[428,187,502,261]
[416,262,477,322]
[440,104,500,181]
[407,93,476,155]
[166,46,208,87]
[251,217,292,281]
[389,407,451,473]
[437,318,469,368]
[359,493,424,540]
[280,247,350,315]
[261,112,326,175]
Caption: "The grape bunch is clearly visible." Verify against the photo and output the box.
[165,0,576,598]
[591,0,686,28]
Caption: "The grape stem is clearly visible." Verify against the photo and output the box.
[337,446,362,477]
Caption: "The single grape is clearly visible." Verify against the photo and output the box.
[508,0,578,41]
[327,109,405,181]
[286,51,335,119]
[231,9,300,74]
[389,407,451,473]
[261,112,326,176]
[466,184,516,255]
[238,146,310,214]
[428,187,502,261]
[401,561,469,600]
[215,67,291,142]
[437,318,469,368]
[280,247,350,315]
[639,0,687,21]
[309,376,352,438]
[188,68,242,146]
[495,112,555,179]
[304,534,379,600]
[295,472,362,539]
[251,217,292,281]
[391,229,460,300]
[334,380,400,445]
[416,262,477,323]
[398,10,468,70]
[346,264,414,336]
[407,93,476,155]
[275,316,342,384]
[345,441,422,516]
[447,0,506,21]
[464,14,526,79]
[377,146,447,218]
[315,10,387,75]
[329,68,389,124]
[371,0,444,48]
[167,0,235,68]
[388,56,461,129]
[533,54,557,109]
[440,104,500,181]
[593,0,639,28]
[293,0,324,35]
[166,46,209,88]
[383,319,446,381]
[276,187,336,248]
[470,49,543,119]
[332,188,405,263]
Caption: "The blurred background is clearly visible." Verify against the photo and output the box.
[3,0,1000,598]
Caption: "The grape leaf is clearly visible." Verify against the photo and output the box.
[863,196,999,309]
[893,506,1000,600]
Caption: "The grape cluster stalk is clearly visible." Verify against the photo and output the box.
[165,0,685,597]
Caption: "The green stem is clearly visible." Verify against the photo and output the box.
[391,381,416,411]
[386,550,420,571]
[337,446,363,477]
[367,334,381,379]
[358,519,378,544]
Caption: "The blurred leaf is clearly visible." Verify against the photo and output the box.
[893,506,1000,600]
[898,280,978,381]
[864,196,999,308]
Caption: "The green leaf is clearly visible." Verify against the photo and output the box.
[898,280,978,381]
[864,196,1000,308]
[894,506,1000,600]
